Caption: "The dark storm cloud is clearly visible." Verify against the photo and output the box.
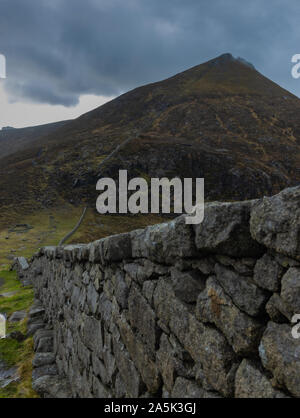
[1,0,300,106]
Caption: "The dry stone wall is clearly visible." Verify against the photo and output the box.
[22,186,300,398]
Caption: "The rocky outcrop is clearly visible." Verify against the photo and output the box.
[18,186,300,398]
[11,257,31,286]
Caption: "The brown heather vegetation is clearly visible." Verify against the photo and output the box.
[1,53,300,253]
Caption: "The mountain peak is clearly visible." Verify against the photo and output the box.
[214,52,234,61]
[211,53,255,70]
[236,56,256,70]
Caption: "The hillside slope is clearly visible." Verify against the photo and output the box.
[0,120,69,159]
[1,53,300,228]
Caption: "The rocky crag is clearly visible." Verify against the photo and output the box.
[17,185,300,398]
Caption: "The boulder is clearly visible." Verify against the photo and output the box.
[14,257,29,271]
[32,375,72,398]
[156,333,192,393]
[196,277,263,355]
[128,285,158,354]
[131,216,197,264]
[171,377,221,398]
[32,364,58,381]
[113,270,129,309]
[103,233,132,262]
[194,200,263,257]
[214,264,269,317]
[33,353,56,368]
[117,313,161,394]
[153,278,237,397]
[112,332,143,398]
[280,267,300,314]
[34,329,54,353]
[253,253,284,292]
[265,293,292,323]
[250,186,300,260]
[9,310,27,323]
[259,322,300,397]
[235,359,288,398]
[170,268,205,303]
[215,255,256,275]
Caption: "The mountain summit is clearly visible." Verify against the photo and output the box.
[1,53,300,226]
[208,53,255,69]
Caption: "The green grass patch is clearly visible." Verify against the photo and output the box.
[0,288,34,317]
[0,382,19,398]
[0,269,37,398]
[0,206,168,268]
[0,270,26,294]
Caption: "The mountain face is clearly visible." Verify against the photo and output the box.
[1,53,300,226]
[0,120,68,159]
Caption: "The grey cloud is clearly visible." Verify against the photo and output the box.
[1,0,300,106]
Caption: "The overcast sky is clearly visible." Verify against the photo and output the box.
[1,0,300,128]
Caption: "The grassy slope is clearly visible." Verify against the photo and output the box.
[0,120,69,159]
[0,270,36,398]
[0,205,167,268]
